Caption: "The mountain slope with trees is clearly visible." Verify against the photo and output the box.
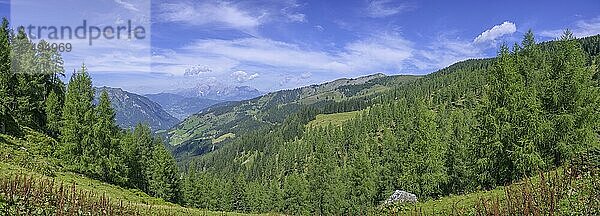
[1,13,599,215]
[177,32,600,215]
[166,73,420,160]
[0,18,202,215]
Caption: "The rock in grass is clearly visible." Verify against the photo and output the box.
[384,190,417,205]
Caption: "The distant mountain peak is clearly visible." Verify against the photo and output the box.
[172,82,261,101]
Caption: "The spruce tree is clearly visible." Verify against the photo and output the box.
[283,173,308,214]
[0,18,16,135]
[93,90,127,184]
[125,123,154,192]
[594,55,600,85]
[148,138,182,203]
[44,90,61,138]
[11,28,45,130]
[347,140,376,213]
[60,64,94,171]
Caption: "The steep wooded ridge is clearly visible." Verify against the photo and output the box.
[178,32,600,215]
[94,87,179,131]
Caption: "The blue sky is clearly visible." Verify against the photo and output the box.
[1,0,599,94]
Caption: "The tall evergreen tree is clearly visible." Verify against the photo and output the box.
[347,142,376,213]
[543,30,599,165]
[11,28,46,130]
[93,90,127,184]
[125,123,154,192]
[37,40,65,101]
[60,64,94,171]
[594,55,600,84]
[399,100,447,196]
[443,109,474,194]
[44,90,61,138]
[282,173,308,215]
[148,138,182,203]
[0,18,17,135]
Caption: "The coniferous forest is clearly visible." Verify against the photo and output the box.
[177,31,600,215]
[1,11,600,216]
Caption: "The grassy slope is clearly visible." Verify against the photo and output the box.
[387,164,599,215]
[306,110,363,128]
[212,132,236,144]
[394,185,506,215]
[0,162,260,216]
[0,130,258,216]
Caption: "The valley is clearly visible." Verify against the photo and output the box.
[1,1,600,215]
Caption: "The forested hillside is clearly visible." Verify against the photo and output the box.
[0,18,196,215]
[167,72,419,160]
[178,31,600,214]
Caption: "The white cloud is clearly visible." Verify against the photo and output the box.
[149,28,494,91]
[281,2,306,23]
[574,17,600,37]
[340,33,413,71]
[151,49,239,77]
[365,0,412,18]
[114,0,139,12]
[540,17,600,38]
[147,32,418,91]
[173,33,414,74]
[183,38,339,71]
[473,21,517,44]
[415,36,484,70]
[184,65,212,76]
[232,70,259,82]
[286,13,306,22]
[300,72,312,79]
[157,1,263,31]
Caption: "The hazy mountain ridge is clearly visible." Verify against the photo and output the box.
[94,87,179,131]
[173,84,262,101]
[145,93,223,120]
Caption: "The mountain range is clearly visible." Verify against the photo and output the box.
[94,87,179,131]
[94,84,264,132]
[173,83,262,101]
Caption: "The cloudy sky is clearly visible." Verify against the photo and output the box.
[1,0,599,94]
